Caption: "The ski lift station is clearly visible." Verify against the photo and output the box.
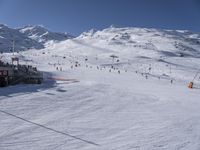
[0,57,43,87]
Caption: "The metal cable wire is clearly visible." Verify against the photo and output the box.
[0,109,100,147]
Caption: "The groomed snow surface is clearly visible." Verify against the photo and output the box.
[1,27,200,150]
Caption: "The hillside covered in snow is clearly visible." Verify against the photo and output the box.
[1,26,200,150]
[45,26,200,82]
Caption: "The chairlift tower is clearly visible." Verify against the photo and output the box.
[11,39,19,65]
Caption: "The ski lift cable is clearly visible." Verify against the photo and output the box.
[0,109,100,147]
[192,69,200,82]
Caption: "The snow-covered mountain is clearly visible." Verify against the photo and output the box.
[0,24,73,52]
[77,27,200,58]
[18,25,74,44]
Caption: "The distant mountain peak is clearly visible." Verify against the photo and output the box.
[79,28,98,38]
[0,24,9,29]
[19,25,47,33]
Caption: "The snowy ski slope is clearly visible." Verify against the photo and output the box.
[1,27,200,150]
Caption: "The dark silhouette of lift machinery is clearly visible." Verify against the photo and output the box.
[12,57,19,65]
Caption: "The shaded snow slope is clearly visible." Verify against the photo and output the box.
[0,24,73,52]
[0,24,44,52]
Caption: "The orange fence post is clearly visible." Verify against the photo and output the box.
[188,82,193,89]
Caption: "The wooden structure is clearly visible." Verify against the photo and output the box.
[0,61,43,87]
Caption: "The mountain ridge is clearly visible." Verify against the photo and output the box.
[0,24,200,55]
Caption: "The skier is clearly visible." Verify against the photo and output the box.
[170,79,173,84]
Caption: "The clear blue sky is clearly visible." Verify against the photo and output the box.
[0,0,200,35]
